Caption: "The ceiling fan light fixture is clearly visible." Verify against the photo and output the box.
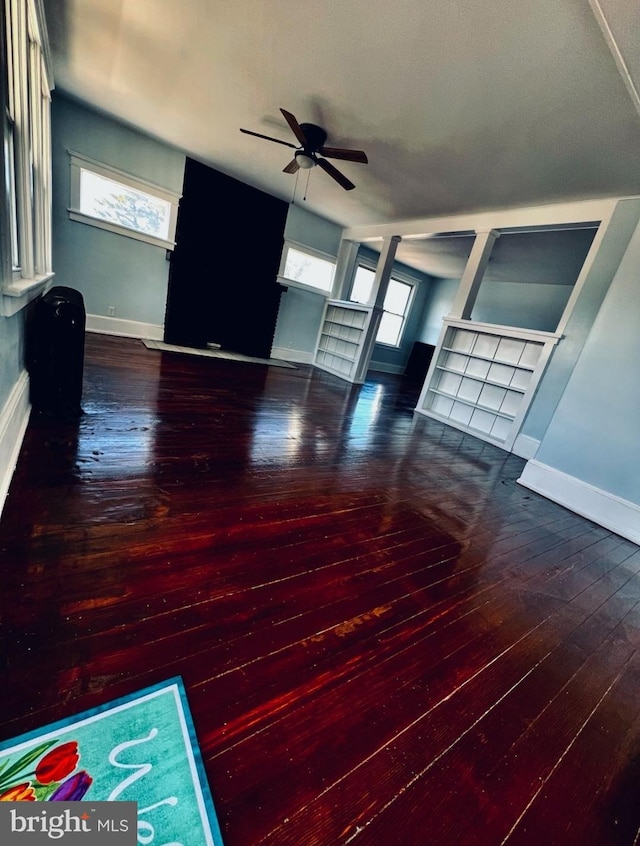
[295,152,315,169]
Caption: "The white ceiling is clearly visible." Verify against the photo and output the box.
[43,0,640,277]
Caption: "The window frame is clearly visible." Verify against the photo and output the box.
[376,276,415,348]
[278,240,337,295]
[2,0,54,314]
[68,151,181,250]
[348,261,416,348]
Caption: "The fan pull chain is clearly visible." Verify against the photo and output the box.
[303,168,311,202]
[291,168,300,205]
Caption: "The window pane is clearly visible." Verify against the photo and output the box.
[4,124,20,268]
[350,265,375,304]
[79,169,172,240]
[283,247,335,291]
[376,312,403,346]
[383,278,411,316]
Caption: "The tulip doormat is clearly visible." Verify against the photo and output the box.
[0,677,224,844]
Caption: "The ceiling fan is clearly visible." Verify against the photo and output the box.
[240,108,368,191]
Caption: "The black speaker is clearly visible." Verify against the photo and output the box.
[30,286,86,418]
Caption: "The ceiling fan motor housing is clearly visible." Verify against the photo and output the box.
[299,123,328,152]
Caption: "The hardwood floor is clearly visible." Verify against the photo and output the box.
[2,332,640,845]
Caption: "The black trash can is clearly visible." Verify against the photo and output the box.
[30,286,86,418]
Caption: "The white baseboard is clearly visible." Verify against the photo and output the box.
[518,459,640,545]
[270,346,315,365]
[86,314,164,341]
[512,434,540,460]
[0,371,31,520]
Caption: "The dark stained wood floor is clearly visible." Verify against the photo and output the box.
[2,333,640,845]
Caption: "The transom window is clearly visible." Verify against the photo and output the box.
[68,152,180,249]
[280,243,336,293]
[349,264,414,347]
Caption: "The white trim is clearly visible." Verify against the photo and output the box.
[275,275,330,298]
[67,210,177,250]
[0,271,53,316]
[314,360,366,385]
[68,150,181,204]
[442,316,562,344]
[281,238,337,265]
[86,314,164,341]
[588,0,640,120]
[0,370,31,520]
[270,346,315,365]
[517,459,640,545]
[512,434,540,460]
[343,197,621,243]
[368,361,405,375]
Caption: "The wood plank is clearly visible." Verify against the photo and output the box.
[1,334,639,846]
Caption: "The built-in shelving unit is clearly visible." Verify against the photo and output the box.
[314,301,372,382]
[416,319,560,451]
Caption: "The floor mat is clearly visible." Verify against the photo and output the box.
[143,339,296,368]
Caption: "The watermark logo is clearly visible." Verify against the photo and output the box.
[0,802,136,843]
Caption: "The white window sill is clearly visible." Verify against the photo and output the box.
[276,275,331,297]
[68,209,176,250]
[1,273,55,316]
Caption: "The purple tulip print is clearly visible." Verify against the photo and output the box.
[49,770,93,801]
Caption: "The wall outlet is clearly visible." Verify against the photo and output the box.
[108,306,116,316]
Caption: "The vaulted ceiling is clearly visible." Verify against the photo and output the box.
[44,0,640,276]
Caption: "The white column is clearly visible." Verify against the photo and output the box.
[332,239,360,300]
[450,228,500,319]
[371,235,401,307]
[354,235,401,382]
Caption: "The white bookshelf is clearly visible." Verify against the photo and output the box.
[416,319,560,451]
[314,301,372,382]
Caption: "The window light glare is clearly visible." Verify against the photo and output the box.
[79,169,171,241]
[283,247,335,292]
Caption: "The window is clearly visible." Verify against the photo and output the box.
[377,278,413,346]
[279,243,336,293]
[2,0,53,307]
[349,264,414,347]
[350,265,375,304]
[68,152,180,249]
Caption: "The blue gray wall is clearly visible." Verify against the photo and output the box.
[417,277,459,346]
[272,205,343,363]
[51,93,186,333]
[0,312,25,408]
[471,282,573,331]
[530,216,640,504]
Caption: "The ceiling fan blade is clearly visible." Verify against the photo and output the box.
[319,146,368,164]
[317,158,355,191]
[283,158,300,174]
[240,128,297,149]
[280,108,308,147]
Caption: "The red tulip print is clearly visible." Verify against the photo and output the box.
[35,741,79,784]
